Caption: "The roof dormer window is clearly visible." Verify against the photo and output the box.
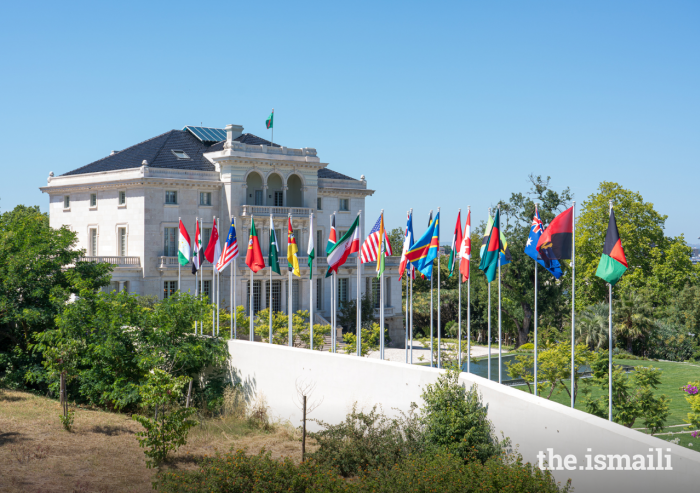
[171,149,190,160]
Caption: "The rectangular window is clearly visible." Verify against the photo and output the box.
[266,280,282,313]
[163,281,177,299]
[293,229,301,252]
[317,197,322,210]
[164,227,177,256]
[165,190,178,204]
[274,191,283,207]
[90,194,97,207]
[119,191,126,205]
[203,280,211,300]
[338,278,348,305]
[200,192,212,206]
[371,278,380,308]
[316,230,323,255]
[122,281,129,293]
[90,228,98,256]
[64,196,70,209]
[316,278,323,310]
[339,198,349,211]
[247,280,262,314]
[254,190,263,205]
[292,280,300,313]
[385,277,391,308]
[118,227,127,256]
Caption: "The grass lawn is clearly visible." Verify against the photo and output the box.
[511,359,700,450]
[0,390,307,493]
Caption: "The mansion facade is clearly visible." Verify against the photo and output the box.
[40,124,404,343]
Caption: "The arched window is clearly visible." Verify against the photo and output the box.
[287,174,303,207]
[267,173,284,207]
[246,172,264,205]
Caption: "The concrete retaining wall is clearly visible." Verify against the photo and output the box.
[228,340,700,493]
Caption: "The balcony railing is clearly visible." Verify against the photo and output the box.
[159,256,214,269]
[78,256,141,267]
[240,205,314,217]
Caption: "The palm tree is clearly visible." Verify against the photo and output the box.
[577,303,609,350]
[614,292,654,354]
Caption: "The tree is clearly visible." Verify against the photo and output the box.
[387,227,404,259]
[614,291,654,354]
[132,369,197,467]
[342,323,381,356]
[576,303,609,350]
[0,205,112,389]
[253,308,331,349]
[337,291,376,333]
[33,289,227,410]
[575,182,698,306]
[497,175,573,347]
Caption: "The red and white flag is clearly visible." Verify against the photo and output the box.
[459,210,471,282]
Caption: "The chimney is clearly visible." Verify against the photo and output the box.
[225,124,244,145]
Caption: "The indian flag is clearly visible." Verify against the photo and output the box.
[178,219,191,266]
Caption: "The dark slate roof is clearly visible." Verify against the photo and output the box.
[61,128,356,181]
[318,168,357,181]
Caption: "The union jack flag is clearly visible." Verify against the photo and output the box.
[531,213,544,234]
[216,219,239,272]
[361,214,394,264]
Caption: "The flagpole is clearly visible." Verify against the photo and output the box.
[331,212,336,354]
[233,255,237,340]
[178,216,181,292]
[200,217,204,333]
[217,217,221,338]
[498,207,502,384]
[466,205,471,374]
[409,209,414,365]
[429,210,434,368]
[212,216,216,336]
[310,212,314,351]
[571,200,576,409]
[608,200,613,422]
[332,271,337,353]
[269,214,273,345]
[194,216,197,335]
[534,251,538,396]
[487,208,491,381]
[249,217,254,343]
[437,207,441,369]
[288,214,293,348]
[405,255,408,364]
[356,210,362,357]
[270,108,274,146]
[458,208,462,370]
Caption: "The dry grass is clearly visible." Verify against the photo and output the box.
[0,390,312,493]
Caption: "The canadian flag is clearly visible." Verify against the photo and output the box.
[459,210,471,282]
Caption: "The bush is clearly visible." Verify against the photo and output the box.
[519,343,534,350]
[156,448,572,493]
[308,402,423,477]
[420,370,505,463]
[132,370,197,468]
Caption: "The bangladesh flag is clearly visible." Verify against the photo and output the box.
[266,110,274,129]
[246,217,265,273]
[478,208,502,283]
[595,208,627,285]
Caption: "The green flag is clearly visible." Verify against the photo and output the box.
[478,208,502,283]
[266,110,274,129]
[269,218,280,274]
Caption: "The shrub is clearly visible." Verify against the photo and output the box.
[132,370,197,468]
[157,449,348,493]
[518,343,534,350]
[156,448,572,493]
[308,402,423,477]
[420,370,504,463]
[59,408,75,431]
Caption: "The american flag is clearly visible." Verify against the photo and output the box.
[361,214,394,264]
[216,219,239,272]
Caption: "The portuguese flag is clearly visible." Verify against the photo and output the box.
[246,217,265,273]
[595,208,627,285]
[478,208,502,283]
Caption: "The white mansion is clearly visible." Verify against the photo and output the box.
[41,124,404,342]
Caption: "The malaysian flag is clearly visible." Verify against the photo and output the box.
[216,219,239,272]
[361,213,394,264]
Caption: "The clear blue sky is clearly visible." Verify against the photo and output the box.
[1,1,698,243]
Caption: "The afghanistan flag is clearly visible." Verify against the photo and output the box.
[269,216,281,275]
[595,208,628,285]
[536,206,573,268]
[266,109,274,129]
[246,217,265,273]
[478,208,503,283]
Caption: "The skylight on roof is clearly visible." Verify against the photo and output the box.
[171,149,190,160]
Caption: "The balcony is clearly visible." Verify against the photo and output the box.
[240,205,314,217]
[78,256,141,267]
[159,256,214,270]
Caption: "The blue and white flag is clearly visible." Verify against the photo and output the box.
[525,207,563,279]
